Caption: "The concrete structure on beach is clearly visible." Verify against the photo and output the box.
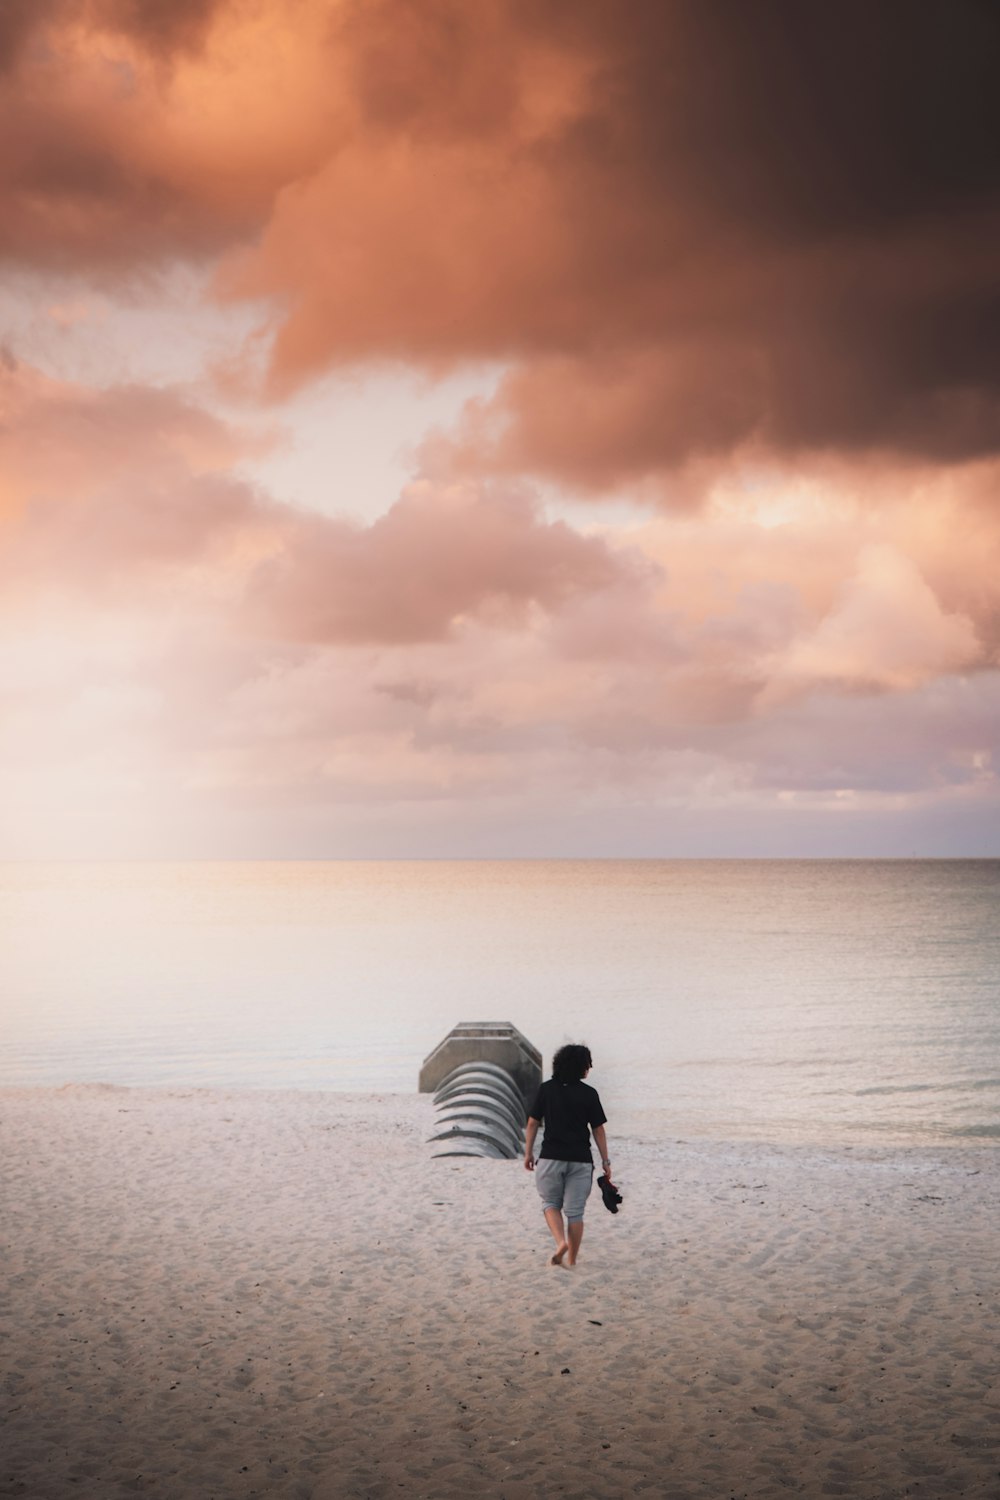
[419,1021,542,1159]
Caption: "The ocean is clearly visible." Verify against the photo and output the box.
[1,860,998,1146]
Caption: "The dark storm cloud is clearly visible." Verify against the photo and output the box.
[246,0,1000,473]
[598,0,999,239]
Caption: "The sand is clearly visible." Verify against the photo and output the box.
[1,1086,998,1500]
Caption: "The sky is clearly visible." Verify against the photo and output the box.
[1,0,998,858]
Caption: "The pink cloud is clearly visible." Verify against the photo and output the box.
[1,362,634,644]
[244,479,632,644]
[757,543,981,703]
[0,357,253,522]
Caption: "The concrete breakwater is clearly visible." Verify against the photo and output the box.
[419,1022,542,1159]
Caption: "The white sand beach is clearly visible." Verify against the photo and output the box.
[2,1086,999,1499]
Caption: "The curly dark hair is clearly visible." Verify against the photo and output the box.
[552,1043,593,1083]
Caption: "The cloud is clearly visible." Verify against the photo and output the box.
[757,543,981,702]
[5,444,1000,855]
[244,478,633,644]
[1,361,633,643]
[0,0,219,73]
[0,357,257,530]
[418,346,767,497]
[0,0,336,268]
[222,0,1000,476]
[2,1,997,477]
[3,3,1000,854]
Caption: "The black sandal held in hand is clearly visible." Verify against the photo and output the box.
[597,1174,623,1213]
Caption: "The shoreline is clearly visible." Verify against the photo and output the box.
[3,1087,999,1498]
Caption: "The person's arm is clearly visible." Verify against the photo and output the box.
[592,1123,613,1185]
[524,1116,540,1170]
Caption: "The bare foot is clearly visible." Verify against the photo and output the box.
[549,1242,569,1265]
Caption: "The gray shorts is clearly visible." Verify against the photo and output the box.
[535,1159,594,1222]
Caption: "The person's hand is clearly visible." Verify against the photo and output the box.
[524,1156,535,1171]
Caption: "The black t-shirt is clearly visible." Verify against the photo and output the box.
[529,1079,607,1164]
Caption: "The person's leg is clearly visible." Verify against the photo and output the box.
[544,1207,569,1264]
[562,1164,594,1265]
[535,1161,569,1263]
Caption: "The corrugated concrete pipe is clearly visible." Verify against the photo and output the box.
[428,1061,527,1159]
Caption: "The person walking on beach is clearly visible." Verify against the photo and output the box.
[524,1043,613,1266]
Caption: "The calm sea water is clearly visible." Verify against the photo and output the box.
[1,861,998,1146]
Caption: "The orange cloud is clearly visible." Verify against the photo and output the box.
[2,2,997,476]
[0,0,336,267]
